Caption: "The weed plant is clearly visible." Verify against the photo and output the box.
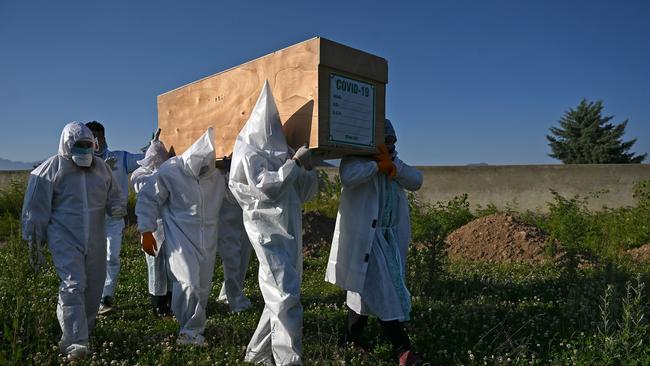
[1,178,650,365]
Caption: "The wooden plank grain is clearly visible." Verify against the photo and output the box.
[157,37,387,159]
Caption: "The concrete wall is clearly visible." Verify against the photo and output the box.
[415,164,650,212]
[3,164,650,212]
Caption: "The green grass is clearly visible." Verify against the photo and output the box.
[1,178,650,365]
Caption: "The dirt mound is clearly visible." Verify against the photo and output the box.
[626,244,650,263]
[446,213,562,264]
[302,211,336,257]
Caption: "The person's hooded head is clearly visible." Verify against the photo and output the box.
[181,127,216,179]
[384,118,397,156]
[59,122,96,168]
[230,81,289,184]
[137,140,169,172]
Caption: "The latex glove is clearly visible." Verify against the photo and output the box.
[105,156,117,170]
[292,145,312,170]
[377,159,397,178]
[153,128,162,141]
[141,232,157,256]
[375,143,397,177]
[375,143,392,161]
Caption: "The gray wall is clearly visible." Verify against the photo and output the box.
[3,164,650,212]
[416,164,650,212]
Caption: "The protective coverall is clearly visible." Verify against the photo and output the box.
[229,81,318,365]
[131,140,173,306]
[136,128,225,345]
[217,176,253,313]
[21,122,126,357]
[95,143,143,301]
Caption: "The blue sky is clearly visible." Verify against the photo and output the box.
[1,0,648,165]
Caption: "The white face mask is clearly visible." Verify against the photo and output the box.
[71,144,94,167]
[72,153,93,167]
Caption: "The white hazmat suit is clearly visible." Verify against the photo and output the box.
[136,128,224,345]
[21,122,126,356]
[95,143,143,301]
[229,81,318,365]
[131,140,172,298]
[217,178,253,313]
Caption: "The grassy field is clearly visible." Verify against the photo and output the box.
[1,175,650,365]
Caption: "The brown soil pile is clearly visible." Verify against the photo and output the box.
[626,243,650,263]
[446,213,563,264]
[302,211,336,256]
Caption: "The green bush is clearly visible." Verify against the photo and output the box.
[0,178,27,240]
[407,194,475,297]
[303,170,342,219]
[535,184,650,259]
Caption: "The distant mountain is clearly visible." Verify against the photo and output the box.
[0,158,38,171]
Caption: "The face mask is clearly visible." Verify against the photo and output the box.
[71,146,94,167]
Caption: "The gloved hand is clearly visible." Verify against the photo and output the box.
[377,159,397,177]
[141,232,157,256]
[105,156,117,170]
[375,143,397,177]
[375,143,392,162]
[153,128,162,141]
[292,145,312,170]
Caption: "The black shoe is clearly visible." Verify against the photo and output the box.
[150,295,165,317]
[98,296,114,315]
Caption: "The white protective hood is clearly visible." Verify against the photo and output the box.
[137,140,169,172]
[58,122,95,159]
[181,128,216,179]
[230,81,289,186]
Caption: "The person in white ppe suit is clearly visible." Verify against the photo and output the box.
[229,81,318,366]
[325,119,423,366]
[216,162,253,313]
[136,128,225,346]
[85,121,144,314]
[131,129,174,316]
[21,122,126,360]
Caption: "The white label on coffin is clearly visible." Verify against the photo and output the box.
[329,74,375,147]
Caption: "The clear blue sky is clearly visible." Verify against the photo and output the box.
[1,0,648,165]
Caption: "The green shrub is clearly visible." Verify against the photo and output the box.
[303,170,341,219]
[0,178,27,240]
[551,276,650,365]
[407,194,475,297]
[536,184,650,259]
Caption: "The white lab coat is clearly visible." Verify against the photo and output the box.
[217,178,253,312]
[136,128,224,343]
[21,122,126,353]
[325,156,422,321]
[229,82,318,366]
[131,141,171,296]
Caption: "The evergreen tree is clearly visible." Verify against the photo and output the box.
[547,99,646,163]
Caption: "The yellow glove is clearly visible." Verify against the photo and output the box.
[141,232,157,256]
